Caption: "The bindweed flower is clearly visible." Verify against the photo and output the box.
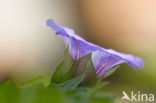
[47,19,144,77]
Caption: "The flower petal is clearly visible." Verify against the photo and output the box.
[106,49,144,69]
[92,51,126,77]
[47,19,100,60]
[47,19,85,42]
[47,19,144,77]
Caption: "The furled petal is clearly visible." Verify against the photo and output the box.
[47,19,144,77]
[92,51,126,77]
[47,19,100,59]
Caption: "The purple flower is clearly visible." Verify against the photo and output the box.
[47,19,144,77]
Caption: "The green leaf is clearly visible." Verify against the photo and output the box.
[65,86,114,103]
[74,53,97,85]
[52,74,85,92]
[0,80,114,103]
[19,83,70,103]
[0,80,72,103]
[90,96,114,103]
[65,87,90,103]
[0,81,20,103]
[14,76,46,87]
[87,80,109,96]
[51,47,76,83]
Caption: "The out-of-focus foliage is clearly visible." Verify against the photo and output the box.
[0,79,113,103]
[0,47,131,103]
[0,47,114,103]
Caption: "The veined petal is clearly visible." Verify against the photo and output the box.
[47,19,100,60]
[92,51,126,77]
[106,49,144,69]
[47,19,85,42]
[47,19,144,77]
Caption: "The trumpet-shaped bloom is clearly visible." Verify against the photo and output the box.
[47,19,144,77]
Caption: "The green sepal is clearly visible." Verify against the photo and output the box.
[51,46,76,83]
[74,53,97,86]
